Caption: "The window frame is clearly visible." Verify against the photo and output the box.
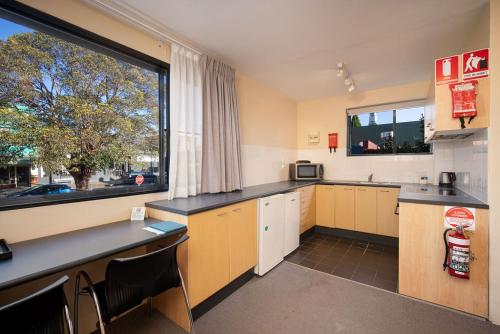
[346,103,432,157]
[0,2,170,211]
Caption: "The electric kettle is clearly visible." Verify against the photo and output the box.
[439,172,456,188]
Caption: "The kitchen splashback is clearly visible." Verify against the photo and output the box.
[449,129,488,202]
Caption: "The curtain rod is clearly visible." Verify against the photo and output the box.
[85,0,203,55]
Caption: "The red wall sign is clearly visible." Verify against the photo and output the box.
[135,174,144,186]
[462,48,489,80]
[435,55,459,85]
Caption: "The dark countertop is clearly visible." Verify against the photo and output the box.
[398,183,489,209]
[146,180,318,215]
[0,219,187,291]
[146,179,489,215]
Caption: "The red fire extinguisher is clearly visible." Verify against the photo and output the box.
[328,133,338,153]
[443,225,470,279]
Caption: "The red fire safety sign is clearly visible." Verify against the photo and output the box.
[449,81,478,118]
[435,55,459,85]
[462,48,489,80]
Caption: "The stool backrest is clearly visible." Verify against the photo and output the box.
[0,275,71,334]
[104,234,188,319]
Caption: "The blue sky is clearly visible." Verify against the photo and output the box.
[357,107,424,126]
[0,18,33,41]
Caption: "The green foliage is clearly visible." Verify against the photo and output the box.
[0,32,159,189]
[351,115,361,127]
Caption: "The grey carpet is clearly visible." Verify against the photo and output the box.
[107,261,500,334]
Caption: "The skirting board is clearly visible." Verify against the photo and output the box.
[192,269,255,320]
[309,226,399,248]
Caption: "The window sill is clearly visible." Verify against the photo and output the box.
[0,186,169,212]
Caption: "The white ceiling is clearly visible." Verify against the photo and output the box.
[91,0,488,101]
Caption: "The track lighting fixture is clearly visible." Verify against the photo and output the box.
[336,62,355,93]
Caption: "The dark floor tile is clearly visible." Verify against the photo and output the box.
[285,256,302,264]
[305,253,324,263]
[299,259,317,269]
[314,262,336,274]
[314,242,333,251]
[337,237,354,245]
[372,276,398,292]
[332,263,356,279]
[319,255,342,267]
[351,269,376,285]
[376,267,398,281]
[346,247,365,257]
[384,246,399,255]
[309,247,327,257]
[367,243,385,252]
[341,253,362,266]
[352,241,369,249]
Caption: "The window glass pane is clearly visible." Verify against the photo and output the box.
[0,17,162,202]
[395,107,431,154]
[350,110,394,155]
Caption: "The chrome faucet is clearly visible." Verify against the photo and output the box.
[368,174,373,182]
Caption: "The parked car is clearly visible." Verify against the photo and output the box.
[7,184,74,198]
[107,173,158,187]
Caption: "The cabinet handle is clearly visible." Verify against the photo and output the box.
[344,188,353,191]
[357,189,366,192]
[217,212,228,217]
[232,208,242,212]
[394,203,399,215]
[380,190,390,193]
[291,199,296,202]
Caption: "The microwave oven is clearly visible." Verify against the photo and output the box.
[289,163,324,180]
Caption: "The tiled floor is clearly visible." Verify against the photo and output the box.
[285,232,399,292]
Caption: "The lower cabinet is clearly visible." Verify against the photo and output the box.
[228,200,257,281]
[188,207,231,307]
[354,187,377,233]
[187,200,257,307]
[376,187,399,237]
[296,185,316,233]
[316,185,335,228]
[334,186,355,230]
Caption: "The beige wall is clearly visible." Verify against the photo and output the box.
[297,80,430,150]
[237,73,297,149]
[489,0,500,325]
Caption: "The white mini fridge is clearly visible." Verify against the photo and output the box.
[255,194,285,276]
[284,192,300,256]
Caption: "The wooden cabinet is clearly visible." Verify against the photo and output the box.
[334,186,355,230]
[316,185,335,228]
[228,200,257,281]
[426,60,489,142]
[399,202,488,317]
[296,185,316,233]
[376,187,399,237]
[354,187,377,233]
[188,207,230,307]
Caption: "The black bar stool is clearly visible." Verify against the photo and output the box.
[0,275,73,334]
[74,234,193,333]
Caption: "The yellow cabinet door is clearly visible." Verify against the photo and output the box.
[227,200,257,281]
[187,207,230,307]
[316,185,335,228]
[376,187,399,237]
[354,186,377,234]
[334,186,355,230]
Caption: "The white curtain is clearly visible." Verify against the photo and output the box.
[168,44,203,200]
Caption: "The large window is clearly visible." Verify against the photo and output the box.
[0,4,169,209]
[347,101,431,156]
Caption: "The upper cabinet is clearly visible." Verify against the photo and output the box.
[425,52,490,142]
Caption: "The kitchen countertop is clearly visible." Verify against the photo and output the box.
[398,183,489,209]
[145,179,489,216]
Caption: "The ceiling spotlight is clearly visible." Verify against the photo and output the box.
[336,62,345,77]
[337,62,344,69]
[344,77,353,86]
[348,84,355,93]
